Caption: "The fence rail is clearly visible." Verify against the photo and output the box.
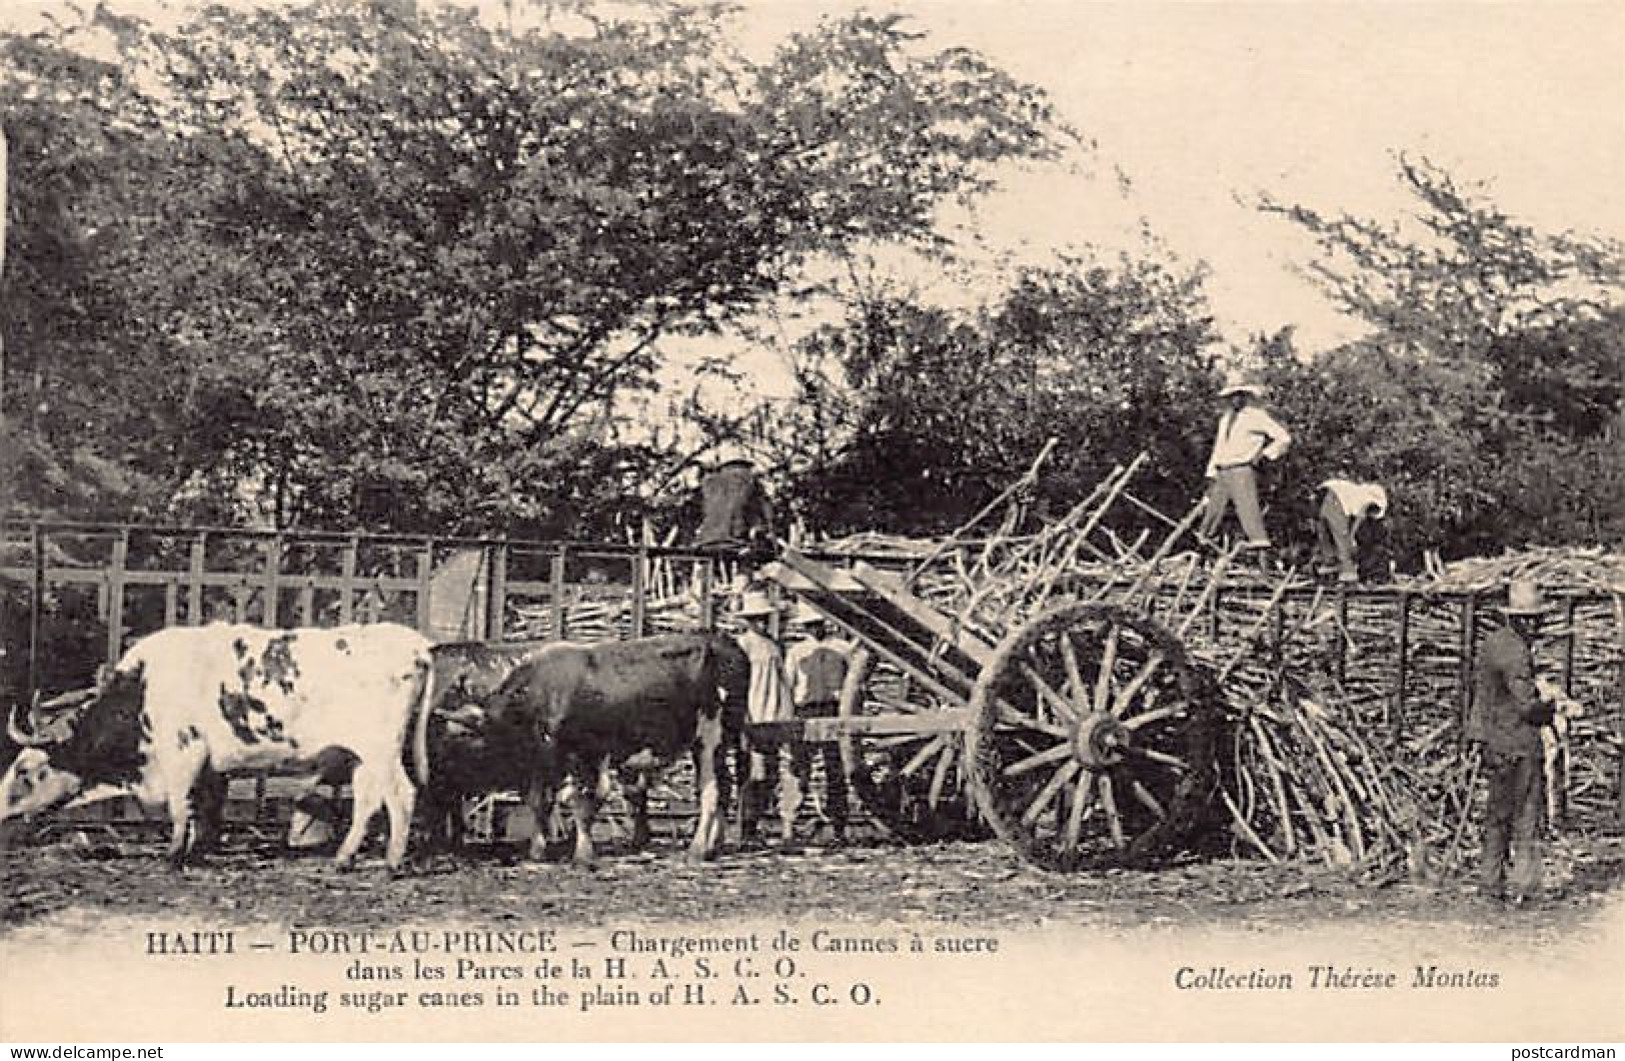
[4,520,1622,834]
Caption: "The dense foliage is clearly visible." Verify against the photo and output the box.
[3,7,1620,565]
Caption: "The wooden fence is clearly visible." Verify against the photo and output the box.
[3,520,1621,836]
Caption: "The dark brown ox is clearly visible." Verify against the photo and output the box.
[483,632,749,863]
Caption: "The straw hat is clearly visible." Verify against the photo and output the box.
[1504,579,1548,616]
[734,589,779,619]
[1218,372,1265,399]
[788,602,827,626]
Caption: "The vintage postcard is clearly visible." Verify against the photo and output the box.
[2,0,1622,1045]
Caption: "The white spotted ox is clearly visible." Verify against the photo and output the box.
[1,622,435,870]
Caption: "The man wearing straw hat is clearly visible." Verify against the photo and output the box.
[1468,579,1556,905]
[732,587,797,848]
[1198,374,1292,551]
[783,602,853,847]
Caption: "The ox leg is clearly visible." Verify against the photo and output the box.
[525,776,557,862]
[335,763,382,870]
[380,762,418,873]
[570,768,600,865]
[689,715,725,863]
[164,746,210,869]
[193,767,228,855]
[619,767,651,851]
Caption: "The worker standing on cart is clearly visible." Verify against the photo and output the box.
[1313,477,1388,584]
[783,603,853,847]
[733,588,797,848]
[696,444,776,568]
[1198,374,1291,551]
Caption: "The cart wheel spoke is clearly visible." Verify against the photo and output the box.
[1020,664,1078,723]
[1122,702,1186,732]
[1062,774,1097,852]
[1099,773,1127,848]
[1127,746,1188,772]
[1020,761,1079,826]
[899,734,947,778]
[1059,633,1087,703]
[1002,741,1072,778]
[1092,625,1120,714]
[1130,778,1168,821]
[1111,651,1165,718]
[928,741,956,810]
[996,703,1069,738]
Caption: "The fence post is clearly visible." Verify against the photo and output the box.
[163,578,178,628]
[630,546,647,638]
[551,548,568,641]
[699,559,715,630]
[339,536,358,624]
[1333,588,1350,685]
[105,529,129,668]
[416,538,435,635]
[27,523,44,700]
[486,543,508,641]
[187,534,206,625]
[1457,595,1478,735]
[1560,598,1578,696]
[1390,591,1411,747]
[263,535,282,628]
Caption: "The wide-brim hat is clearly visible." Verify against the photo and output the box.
[788,602,828,626]
[1218,373,1265,398]
[1504,579,1549,616]
[734,590,779,618]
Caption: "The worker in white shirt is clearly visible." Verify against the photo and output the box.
[1314,478,1389,584]
[782,604,853,847]
[1198,374,1293,550]
[732,589,797,848]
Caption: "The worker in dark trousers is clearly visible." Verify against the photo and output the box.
[695,445,776,567]
[782,604,852,847]
[1467,580,1555,905]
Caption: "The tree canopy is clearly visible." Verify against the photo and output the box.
[1,0,1067,535]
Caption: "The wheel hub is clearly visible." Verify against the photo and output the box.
[1071,713,1131,769]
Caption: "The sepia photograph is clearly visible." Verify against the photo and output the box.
[1,0,1622,1045]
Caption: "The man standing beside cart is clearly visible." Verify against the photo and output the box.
[1468,579,1555,905]
[732,588,798,848]
[783,603,853,847]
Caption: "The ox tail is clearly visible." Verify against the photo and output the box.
[411,653,436,789]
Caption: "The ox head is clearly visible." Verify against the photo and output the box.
[1,687,99,822]
[0,675,141,822]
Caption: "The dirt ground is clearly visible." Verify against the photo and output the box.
[4,829,1623,939]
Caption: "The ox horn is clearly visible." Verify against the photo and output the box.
[8,700,41,747]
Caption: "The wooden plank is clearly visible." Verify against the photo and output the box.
[163,579,178,628]
[297,580,316,627]
[416,539,434,635]
[698,559,714,630]
[749,711,976,745]
[187,535,205,625]
[551,550,568,640]
[262,535,281,628]
[339,536,358,624]
[630,547,647,638]
[105,530,128,667]
[1458,596,1478,734]
[28,524,44,698]
[848,561,996,666]
[486,543,508,641]
[1391,591,1411,747]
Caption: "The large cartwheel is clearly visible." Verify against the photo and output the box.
[760,544,1223,869]
[965,601,1221,870]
